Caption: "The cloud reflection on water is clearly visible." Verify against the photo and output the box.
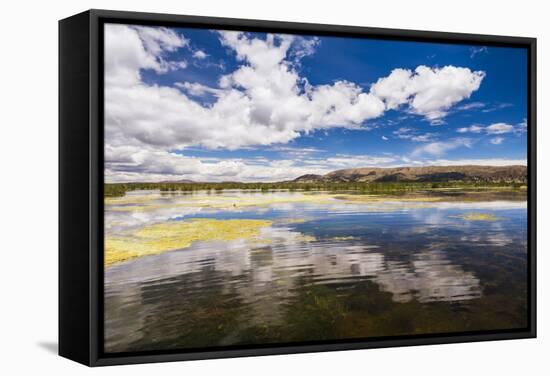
[104,190,526,351]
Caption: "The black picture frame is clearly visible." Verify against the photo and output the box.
[59,8,537,367]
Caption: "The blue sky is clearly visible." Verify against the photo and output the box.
[104,24,527,182]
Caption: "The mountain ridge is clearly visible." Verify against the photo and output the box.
[292,165,527,184]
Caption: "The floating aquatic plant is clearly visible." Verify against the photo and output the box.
[450,212,502,221]
[105,218,272,267]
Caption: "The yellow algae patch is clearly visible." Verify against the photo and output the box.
[282,218,308,224]
[336,194,443,203]
[450,213,502,221]
[330,236,359,241]
[104,238,152,267]
[105,218,272,267]
[296,234,317,242]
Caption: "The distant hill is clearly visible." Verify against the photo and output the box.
[293,165,527,184]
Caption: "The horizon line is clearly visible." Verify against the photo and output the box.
[105,163,527,184]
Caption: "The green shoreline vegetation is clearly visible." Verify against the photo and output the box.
[104,181,527,198]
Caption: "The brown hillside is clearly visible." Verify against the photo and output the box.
[294,165,527,183]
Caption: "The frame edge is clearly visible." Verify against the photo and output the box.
[59,10,93,367]
[61,8,537,367]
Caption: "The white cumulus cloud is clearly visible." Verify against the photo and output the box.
[105,144,403,183]
[104,24,188,88]
[412,138,473,157]
[104,25,491,182]
[457,125,483,133]
[393,127,435,142]
[486,123,515,134]
[371,65,485,122]
[457,122,516,135]
[106,27,388,153]
[192,50,208,59]
[423,158,525,167]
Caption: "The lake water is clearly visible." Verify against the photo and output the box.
[104,190,528,353]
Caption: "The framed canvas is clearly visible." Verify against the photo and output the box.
[59,9,537,366]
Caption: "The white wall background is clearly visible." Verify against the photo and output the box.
[0,0,547,374]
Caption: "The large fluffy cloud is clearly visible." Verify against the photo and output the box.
[104,24,188,87]
[371,65,485,122]
[106,27,387,154]
[104,25,489,182]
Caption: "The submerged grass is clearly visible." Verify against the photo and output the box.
[105,218,272,267]
[450,213,503,221]
[329,236,359,241]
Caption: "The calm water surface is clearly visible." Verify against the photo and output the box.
[104,190,527,353]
